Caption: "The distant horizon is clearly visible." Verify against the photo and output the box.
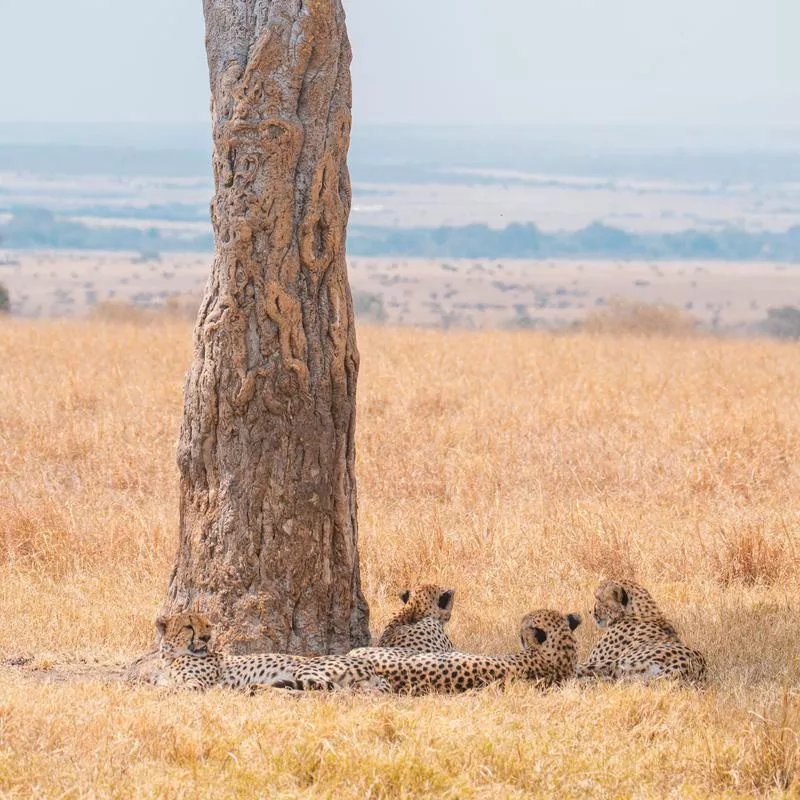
[1,120,799,154]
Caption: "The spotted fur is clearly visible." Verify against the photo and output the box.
[154,612,385,692]
[377,584,456,651]
[577,580,706,682]
[349,610,581,694]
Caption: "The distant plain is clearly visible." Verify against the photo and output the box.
[2,135,800,330]
[4,249,800,332]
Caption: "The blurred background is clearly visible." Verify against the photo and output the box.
[0,0,798,335]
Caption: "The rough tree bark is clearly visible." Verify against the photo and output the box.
[161,0,370,654]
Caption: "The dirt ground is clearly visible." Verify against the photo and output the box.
[2,250,799,331]
[0,656,126,685]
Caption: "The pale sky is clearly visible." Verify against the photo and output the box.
[0,0,797,129]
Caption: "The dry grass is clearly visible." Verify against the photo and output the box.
[88,295,199,325]
[582,297,699,337]
[1,318,799,797]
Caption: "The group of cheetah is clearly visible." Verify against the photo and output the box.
[132,579,706,695]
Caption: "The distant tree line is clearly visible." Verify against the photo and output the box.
[0,207,212,252]
[348,221,800,262]
[1,207,799,262]
[66,203,209,222]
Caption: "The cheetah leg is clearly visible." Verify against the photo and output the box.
[341,672,391,694]
[576,661,616,680]
[615,660,706,684]
[293,667,338,691]
[247,683,302,695]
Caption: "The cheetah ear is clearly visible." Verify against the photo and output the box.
[533,628,547,645]
[437,589,455,610]
[567,613,582,631]
[154,615,168,639]
[619,588,629,607]
[399,590,411,604]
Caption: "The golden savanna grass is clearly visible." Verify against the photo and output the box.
[1,318,799,798]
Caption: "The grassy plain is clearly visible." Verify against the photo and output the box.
[5,250,800,333]
[0,319,799,798]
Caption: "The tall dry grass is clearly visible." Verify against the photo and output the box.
[0,318,799,797]
[581,297,699,337]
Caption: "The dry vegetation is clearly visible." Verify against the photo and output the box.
[1,318,799,798]
[8,251,800,334]
[581,297,699,337]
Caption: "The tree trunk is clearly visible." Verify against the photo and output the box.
[162,0,369,655]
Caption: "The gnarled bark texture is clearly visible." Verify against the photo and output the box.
[162,0,369,654]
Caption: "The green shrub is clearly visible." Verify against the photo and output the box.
[0,280,10,314]
[760,306,800,340]
[352,290,387,322]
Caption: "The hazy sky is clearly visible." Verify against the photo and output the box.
[0,0,797,129]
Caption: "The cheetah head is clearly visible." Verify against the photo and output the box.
[591,580,664,627]
[519,609,582,653]
[398,584,456,624]
[155,612,213,663]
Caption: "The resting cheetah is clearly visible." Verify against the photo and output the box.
[345,610,582,694]
[153,612,386,692]
[377,584,456,651]
[577,580,706,682]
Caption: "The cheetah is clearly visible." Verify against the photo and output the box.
[376,584,456,651]
[343,609,582,694]
[577,579,706,683]
[151,612,387,692]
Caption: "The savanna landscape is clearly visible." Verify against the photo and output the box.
[5,250,799,331]
[2,0,800,797]
[1,318,799,797]
[3,133,800,332]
